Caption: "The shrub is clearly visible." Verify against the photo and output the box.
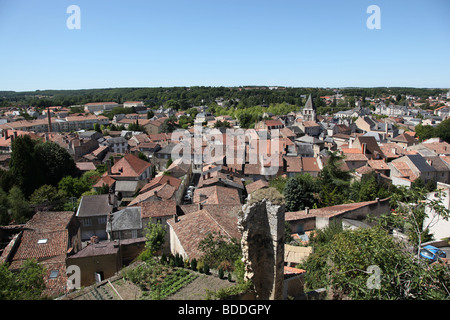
[190,258,197,271]
[197,260,204,273]
[203,263,210,275]
[227,272,232,282]
[218,268,224,280]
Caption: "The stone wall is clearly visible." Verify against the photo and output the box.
[238,188,285,300]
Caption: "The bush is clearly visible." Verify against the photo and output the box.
[190,258,197,271]
[218,268,224,279]
[203,263,210,275]
[197,260,204,273]
[227,272,232,282]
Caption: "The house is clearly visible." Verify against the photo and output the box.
[198,165,245,200]
[297,121,321,137]
[350,135,385,160]
[84,102,119,113]
[127,182,178,206]
[76,193,118,241]
[114,180,146,202]
[255,119,284,131]
[389,132,419,148]
[104,136,128,154]
[167,204,242,260]
[143,117,167,135]
[388,154,437,186]
[423,156,450,184]
[193,185,242,205]
[286,198,390,234]
[106,207,143,241]
[0,211,81,297]
[424,182,450,241]
[66,238,121,287]
[301,157,321,177]
[123,101,145,108]
[245,179,269,195]
[106,153,152,182]
[139,199,177,254]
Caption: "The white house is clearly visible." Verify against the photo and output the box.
[424,182,450,241]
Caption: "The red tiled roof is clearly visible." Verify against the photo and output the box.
[139,200,177,219]
[110,154,151,178]
[167,204,241,260]
[246,179,269,194]
[301,157,320,172]
[286,199,389,221]
[193,185,241,205]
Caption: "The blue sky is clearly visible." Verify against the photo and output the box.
[0,0,449,91]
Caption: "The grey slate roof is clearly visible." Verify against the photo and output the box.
[106,207,142,232]
[407,154,436,172]
[76,194,114,217]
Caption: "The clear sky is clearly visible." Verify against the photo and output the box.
[0,0,449,91]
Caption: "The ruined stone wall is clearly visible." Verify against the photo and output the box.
[238,188,285,300]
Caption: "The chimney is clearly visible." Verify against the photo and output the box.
[174,214,179,223]
[305,207,310,215]
[198,203,203,210]
[13,131,17,139]
[90,236,99,244]
[362,143,367,155]
[48,107,52,133]
[4,130,8,140]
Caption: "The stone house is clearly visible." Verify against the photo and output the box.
[76,193,118,241]
[285,198,391,234]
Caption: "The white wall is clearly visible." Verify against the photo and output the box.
[425,183,450,240]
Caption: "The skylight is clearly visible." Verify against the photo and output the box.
[37,239,48,244]
[49,270,59,279]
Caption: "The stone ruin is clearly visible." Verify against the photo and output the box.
[238,187,285,300]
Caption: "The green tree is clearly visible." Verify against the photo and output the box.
[198,232,241,270]
[435,118,450,143]
[29,184,65,211]
[9,186,32,223]
[0,259,47,300]
[284,174,319,212]
[318,151,352,207]
[306,225,450,300]
[268,175,287,195]
[9,135,43,197]
[358,173,379,201]
[0,187,10,225]
[58,176,91,199]
[143,221,167,256]
[414,124,436,141]
[34,141,79,187]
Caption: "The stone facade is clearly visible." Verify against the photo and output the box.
[238,188,285,300]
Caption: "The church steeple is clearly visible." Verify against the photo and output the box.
[302,94,317,122]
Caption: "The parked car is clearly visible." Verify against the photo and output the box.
[419,245,447,262]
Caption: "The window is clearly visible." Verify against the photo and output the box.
[98,217,107,224]
[49,270,59,279]
[131,230,138,239]
[83,218,92,226]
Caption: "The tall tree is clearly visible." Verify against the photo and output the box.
[9,135,43,197]
[319,151,351,207]
[284,174,319,212]
[34,141,79,187]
